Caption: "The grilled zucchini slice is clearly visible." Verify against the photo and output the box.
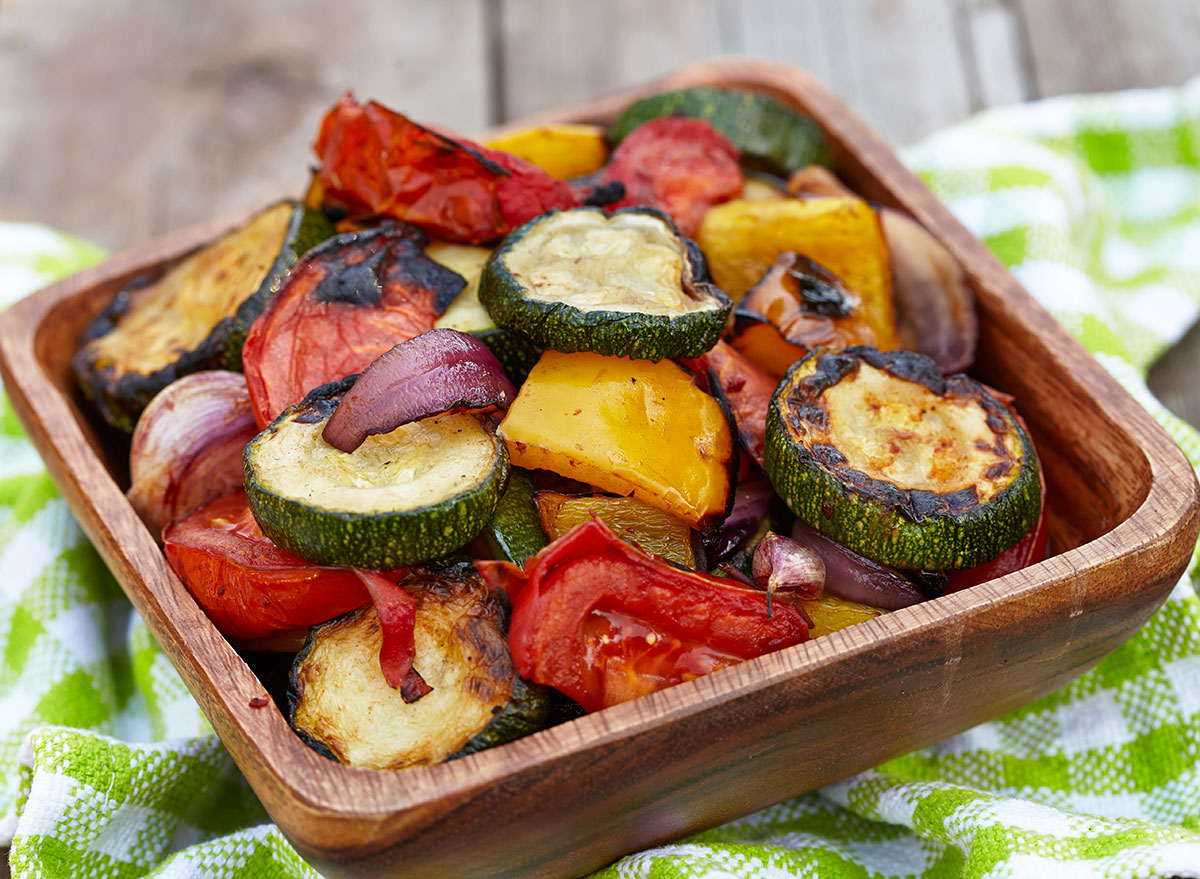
[289,563,554,769]
[73,201,332,431]
[609,86,831,175]
[764,347,1040,570]
[245,379,508,569]
[479,207,730,362]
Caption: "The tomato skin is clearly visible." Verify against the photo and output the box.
[944,502,1047,593]
[314,94,577,244]
[164,492,387,639]
[241,227,464,427]
[603,118,743,238]
[483,517,809,712]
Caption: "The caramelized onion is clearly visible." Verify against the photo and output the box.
[322,328,516,452]
[790,520,925,610]
[127,371,257,537]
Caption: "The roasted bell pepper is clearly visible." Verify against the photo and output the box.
[682,340,777,467]
[497,351,734,530]
[313,94,578,244]
[480,517,810,712]
[535,491,695,568]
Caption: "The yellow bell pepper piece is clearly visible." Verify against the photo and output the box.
[498,352,733,529]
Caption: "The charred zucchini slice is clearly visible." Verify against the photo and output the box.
[764,347,1040,570]
[245,380,508,569]
[609,86,831,175]
[73,201,332,431]
[290,563,553,769]
[479,207,730,362]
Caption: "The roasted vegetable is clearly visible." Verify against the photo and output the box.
[479,207,730,362]
[428,241,543,383]
[497,351,734,530]
[480,517,810,712]
[683,340,778,467]
[482,123,608,180]
[731,251,896,378]
[602,118,743,237]
[244,379,508,569]
[163,491,377,640]
[290,563,554,769]
[803,594,883,638]
[312,94,577,244]
[696,198,897,335]
[535,491,696,568]
[609,86,831,175]
[788,166,977,373]
[241,225,465,427]
[477,469,548,568]
[321,329,516,453]
[74,201,332,431]
[127,371,258,536]
[765,348,1041,570]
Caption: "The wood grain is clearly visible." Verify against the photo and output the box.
[1,59,1196,879]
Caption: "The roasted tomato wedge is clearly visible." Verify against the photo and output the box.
[479,517,809,712]
[603,117,743,238]
[313,94,577,244]
[241,225,466,427]
[163,491,393,640]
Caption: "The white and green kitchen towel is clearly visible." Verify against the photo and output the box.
[5,77,1200,878]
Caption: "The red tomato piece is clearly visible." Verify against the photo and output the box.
[603,118,743,238]
[241,226,465,427]
[314,94,577,244]
[944,502,1047,593]
[164,492,391,639]
[481,517,809,712]
[681,339,778,468]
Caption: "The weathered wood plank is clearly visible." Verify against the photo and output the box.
[1016,0,1200,96]
[0,0,490,251]
[731,0,974,146]
[956,0,1036,108]
[496,0,726,121]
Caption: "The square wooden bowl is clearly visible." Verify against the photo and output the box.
[2,58,1197,879]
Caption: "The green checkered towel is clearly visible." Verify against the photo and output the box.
[5,79,1200,878]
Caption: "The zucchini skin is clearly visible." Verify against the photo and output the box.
[222,203,335,368]
[73,201,333,433]
[480,469,548,567]
[479,207,730,362]
[450,675,556,759]
[764,348,1041,571]
[609,86,832,174]
[245,380,509,570]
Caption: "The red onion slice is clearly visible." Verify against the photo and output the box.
[790,520,926,610]
[127,371,258,536]
[323,328,517,452]
[354,570,432,702]
[710,477,776,564]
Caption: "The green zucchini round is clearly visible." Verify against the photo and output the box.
[73,200,333,432]
[245,379,508,569]
[609,86,831,175]
[479,207,730,362]
[763,347,1040,570]
[289,562,553,769]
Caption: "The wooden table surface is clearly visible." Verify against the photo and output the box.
[3,1,1199,416]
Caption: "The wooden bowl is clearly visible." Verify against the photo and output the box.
[1,58,1196,879]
